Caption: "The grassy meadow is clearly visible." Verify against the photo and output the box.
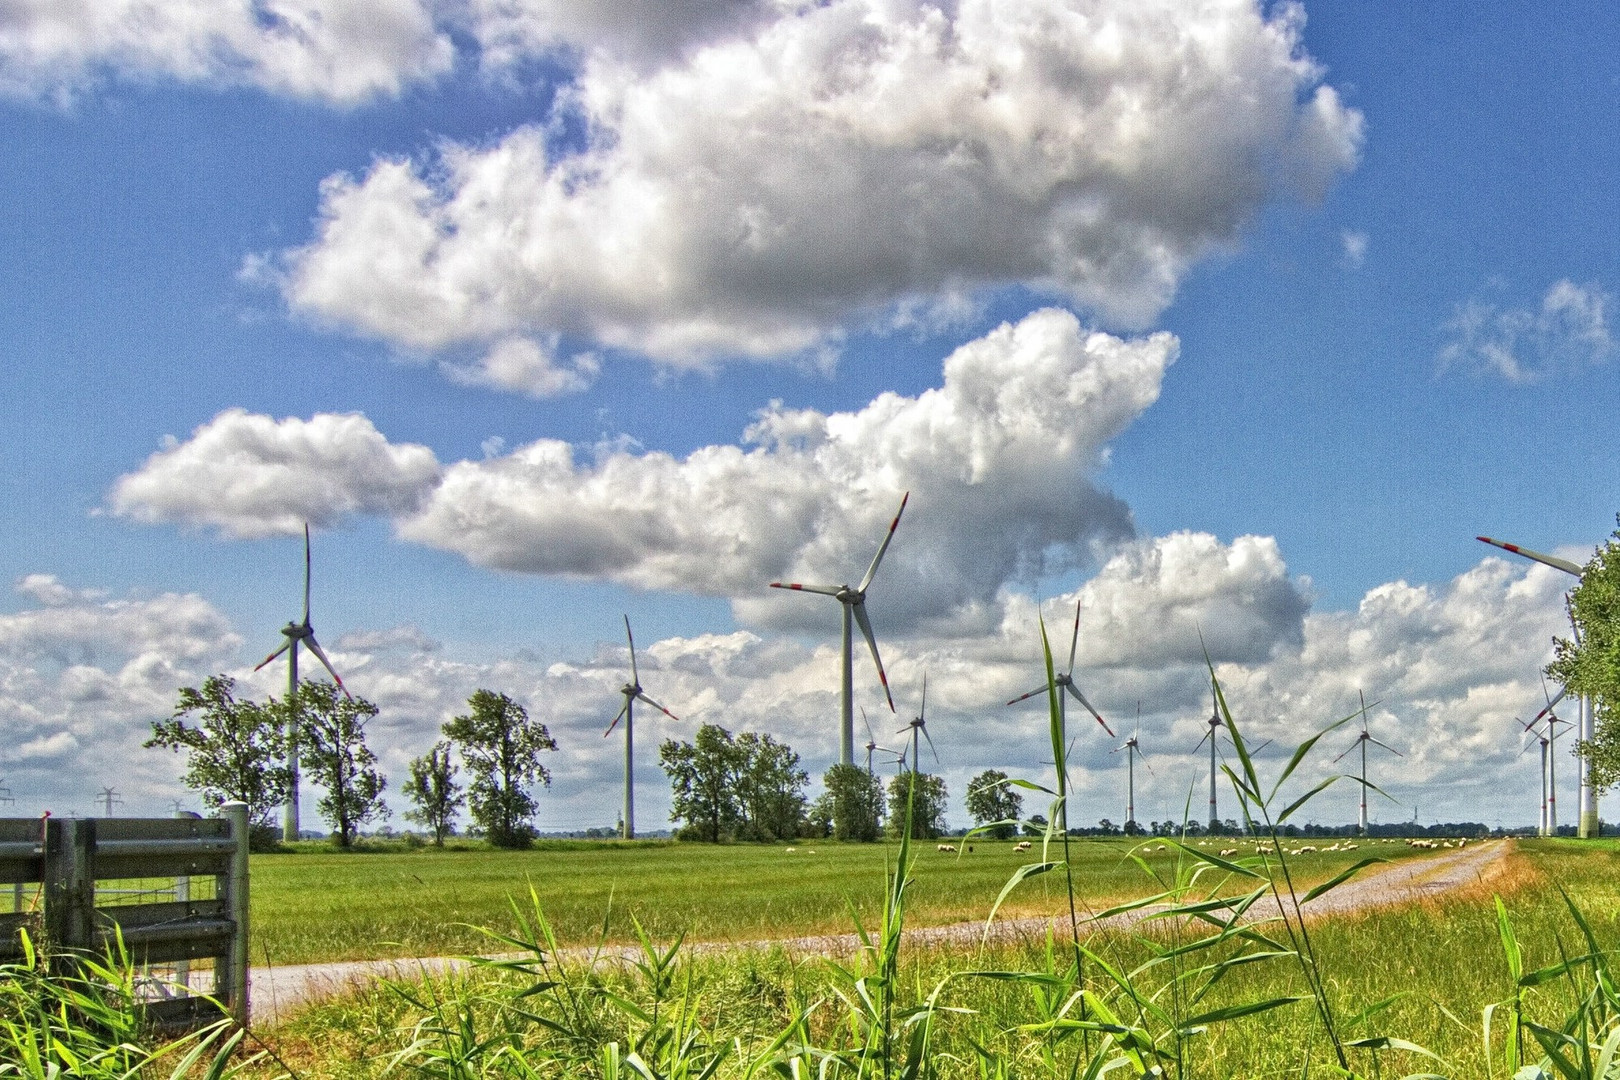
[244,837,1620,1079]
[250,835,1442,965]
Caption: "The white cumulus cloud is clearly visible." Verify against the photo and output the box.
[280,0,1362,364]
[0,0,454,105]
[110,409,443,539]
[403,309,1176,630]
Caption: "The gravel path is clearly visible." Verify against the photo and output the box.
[239,840,1508,1027]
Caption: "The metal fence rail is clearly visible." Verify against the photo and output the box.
[0,802,249,1028]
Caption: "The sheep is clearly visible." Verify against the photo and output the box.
[1219,848,1238,857]
[1014,840,1033,852]
[937,844,957,853]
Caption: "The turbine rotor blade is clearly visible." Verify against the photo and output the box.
[769,582,843,596]
[1368,738,1402,756]
[1476,536,1584,577]
[254,639,291,671]
[605,698,629,736]
[861,706,875,744]
[922,724,940,764]
[624,615,639,686]
[304,636,350,697]
[1006,685,1050,706]
[858,491,909,594]
[1331,742,1356,764]
[1064,681,1113,736]
[1067,597,1081,675]
[635,691,678,720]
[1532,686,1569,723]
[302,523,312,625]
[851,600,894,711]
[919,672,927,721]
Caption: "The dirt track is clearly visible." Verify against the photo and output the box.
[240,840,1508,1027]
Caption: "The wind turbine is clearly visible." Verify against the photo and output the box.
[1007,597,1115,736]
[603,616,680,840]
[1113,704,1154,831]
[1333,691,1401,834]
[897,675,939,779]
[770,492,908,765]
[1478,535,1596,836]
[1193,684,1224,831]
[861,708,902,774]
[254,524,349,843]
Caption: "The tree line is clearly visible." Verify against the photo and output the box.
[146,677,1032,847]
[147,677,556,848]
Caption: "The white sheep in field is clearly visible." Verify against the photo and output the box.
[937,844,957,853]
[1299,845,1317,853]
[1218,848,1238,857]
[1014,841,1033,852]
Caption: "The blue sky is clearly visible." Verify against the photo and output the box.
[1,0,1615,831]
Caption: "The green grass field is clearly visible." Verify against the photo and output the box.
[252,835,1441,965]
[252,837,1620,1079]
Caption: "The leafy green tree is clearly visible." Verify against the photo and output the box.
[736,732,809,840]
[287,680,387,847]
[964,769,1023,839]
[821,764,885,841]
[145,675,288,836]
[1550,521,1620,791]
[886,771,949,839]
[1022,813,1049,837]
[443,690,557,848]
[660,723,746,841]
[404,741,463,845]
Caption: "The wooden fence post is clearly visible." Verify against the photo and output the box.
[217,802,250,1027]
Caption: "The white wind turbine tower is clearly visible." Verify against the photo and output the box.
[603,616,680,841]
[1477,535,1595,836]
[1007,597,1115,738]
[1112,705,1154,831]
[1192,689,1224,835]
[1332,692,1401,834]
[771,492,908,765]
[254,524,349,843]
[1519,680,1570,835]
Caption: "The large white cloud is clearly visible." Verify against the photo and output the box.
[114,309,1175,629]
[109,409,442,539]
[280,0,1362,363]
[0,0,454,104]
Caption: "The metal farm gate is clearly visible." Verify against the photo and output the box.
[0,801,250,1028]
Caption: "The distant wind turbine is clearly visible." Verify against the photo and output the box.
[254,524,348,843]
[897,675,939,779]
[1332,691,1401,834]
[603,616,679,840]
[1519,679,1571,835]
[1007,597,1115,739]
[1112,704,1154,830]
[1477,535,1595,837]
[861,708,902,774]
[771,492,908,765]
[1194,684,1223,830]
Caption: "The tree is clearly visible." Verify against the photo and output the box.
[964,769,1023,839]
[661,723,746,841]
[736,732,809,840]
[443,690,557,848]
[886,771,949,839]
[404,741,463,845]
[288,680,387,847]
[821,764,885,841]
[145,675,288,838]
[1550,523,1620,792]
